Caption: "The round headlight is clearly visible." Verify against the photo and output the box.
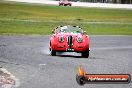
[77,37,83,43]
[59,36,64,42]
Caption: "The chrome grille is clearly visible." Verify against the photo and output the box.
[68,35,73,48]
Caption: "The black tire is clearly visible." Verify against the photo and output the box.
[81,50,89,58]
[51,49,56,56]
[76,75,86,86]
[69,4,71,6]
[50,42,56,56]
[64,4,67,6]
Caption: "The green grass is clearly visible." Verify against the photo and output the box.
[0,1,132,35]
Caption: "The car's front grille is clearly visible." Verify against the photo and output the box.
[67,35,73,48]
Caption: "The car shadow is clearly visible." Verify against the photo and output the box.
[56,52,83,58]
[57,54,82,58]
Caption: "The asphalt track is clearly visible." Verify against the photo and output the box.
[0,35,132,88]
[6,0,132,9]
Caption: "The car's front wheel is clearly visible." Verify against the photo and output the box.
[81,50,89,58]
[50,49,56,56]
[69,4,71,6]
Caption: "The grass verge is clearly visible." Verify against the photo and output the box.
[0,1,132,35]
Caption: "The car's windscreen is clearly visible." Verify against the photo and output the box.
[58,26,82,33]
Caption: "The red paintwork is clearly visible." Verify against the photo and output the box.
[50,27,90,53]
[59,0,72,6]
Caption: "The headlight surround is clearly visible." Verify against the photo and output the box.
[59,36,64,42]
[77,37,83,43]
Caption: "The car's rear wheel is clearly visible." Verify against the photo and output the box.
[51,49,56,56]
[81,50,89,58]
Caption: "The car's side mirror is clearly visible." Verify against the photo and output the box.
[83,31,86,34]
[52,30,54,34]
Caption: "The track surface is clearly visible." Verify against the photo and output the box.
[0,35,132,88]
[6,0,132,9]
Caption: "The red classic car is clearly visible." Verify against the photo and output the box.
[49,25,90,58]
[59,0,72,6]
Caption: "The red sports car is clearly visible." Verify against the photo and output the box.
[59,0,72,6]
[49,25,90,58]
